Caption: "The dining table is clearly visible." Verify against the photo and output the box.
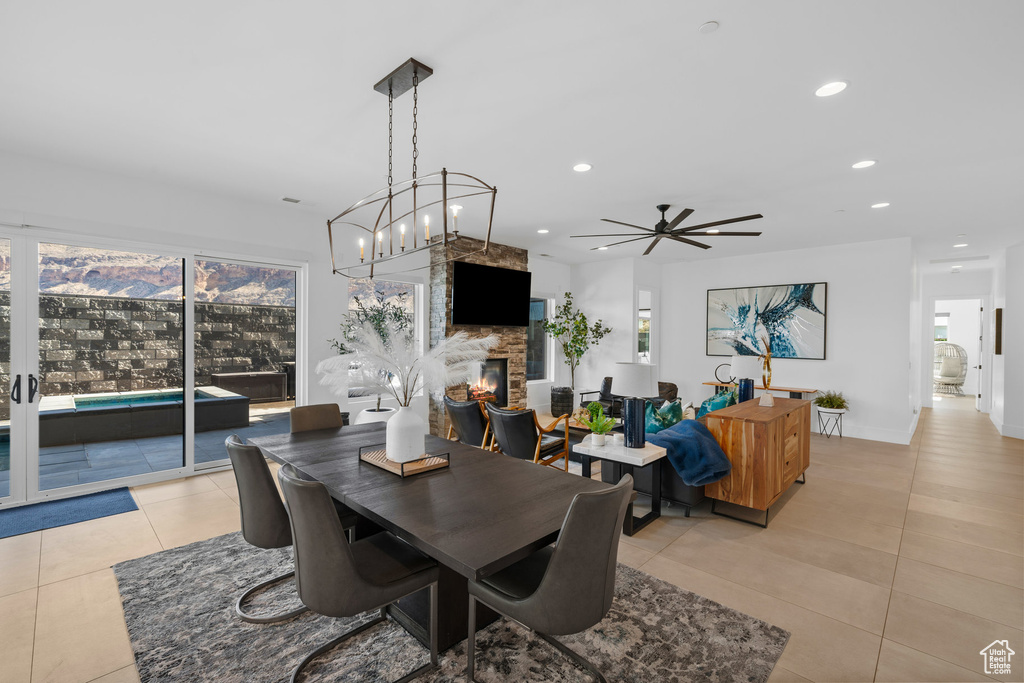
[249,421,610,652]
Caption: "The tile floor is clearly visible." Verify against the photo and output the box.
[1,397,1021,683]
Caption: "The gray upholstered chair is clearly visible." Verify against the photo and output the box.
[277,464,439,683]
[485,404,569,470]
[225,435,357,624]
[444,396,491,449]
[290,403,345,432]
[466,474,634,682]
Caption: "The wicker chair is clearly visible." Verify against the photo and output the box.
[933,342,968,395]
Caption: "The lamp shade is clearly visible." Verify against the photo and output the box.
[612,362,658,398]
[730,354,761,383]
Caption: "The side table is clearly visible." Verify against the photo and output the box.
[573,436,667,536]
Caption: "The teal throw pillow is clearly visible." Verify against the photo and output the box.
[696,389,737,419]
[645,399,685,433]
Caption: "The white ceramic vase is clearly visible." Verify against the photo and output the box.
[591,433,607,447]
[386,405,427,463]
[353,406,397,425]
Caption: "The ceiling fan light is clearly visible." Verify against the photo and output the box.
[597,246,609,250]
[871,202,890,208]
[707,229,720,234]
[815,81,848,97]
[953,243,968,248]
[537,229,549,234]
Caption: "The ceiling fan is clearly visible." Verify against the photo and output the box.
[571,204,764,255]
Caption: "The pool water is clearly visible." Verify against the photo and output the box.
[74,390,209,409]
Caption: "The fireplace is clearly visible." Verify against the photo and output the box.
[468,358,508,406]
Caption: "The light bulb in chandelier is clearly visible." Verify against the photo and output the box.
[400,224,406,251]
[451,205,463,233]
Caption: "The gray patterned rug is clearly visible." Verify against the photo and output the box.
[114,532,789,682]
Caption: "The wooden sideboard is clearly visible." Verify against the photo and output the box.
[704,397,810,526]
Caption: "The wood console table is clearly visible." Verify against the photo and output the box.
[704,397,810,527]
[703,382,817,399]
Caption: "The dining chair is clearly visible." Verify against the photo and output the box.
[484,404,570,470]
[466,474,634,682]
[290,403,345,432]
[277,464,439,683]
[443,396,491,449]
[225,435,358,624]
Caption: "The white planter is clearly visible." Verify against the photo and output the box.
[816,407,847,415]
[386,405,427,463]
[591,433,607,447]
[353,407,397,425]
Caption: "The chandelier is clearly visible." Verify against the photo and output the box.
[327,58,498,279]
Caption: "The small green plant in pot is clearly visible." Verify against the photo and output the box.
[814,390,849,413]
[579,402,616,446]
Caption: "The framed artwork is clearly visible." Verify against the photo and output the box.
[706,282,827,359]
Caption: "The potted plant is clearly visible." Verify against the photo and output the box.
[541,292,612,416]
[319,321,496,462]
[814,390,849,414]
[331,285,415,423]
[578,402,616,446]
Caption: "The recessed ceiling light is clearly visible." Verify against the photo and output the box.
[953,243,968,248]
[537,229,549,234]
[597,246,609,250]
[815,81,848,97]
[707,229,720,234]
[852,160,876,169]
[698,21,720,34]
[871,202,890,208]
[952,265,963,269]
[573,163,592,173]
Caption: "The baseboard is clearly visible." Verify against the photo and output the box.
[1000,423,1024,440]
[813,422,913,445]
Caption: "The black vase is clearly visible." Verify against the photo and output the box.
[738,378,754,402]
[550,386,574,417]
[623,397,646,448]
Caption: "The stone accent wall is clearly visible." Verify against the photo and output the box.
[0,294,295,419]
[428,236,528,437]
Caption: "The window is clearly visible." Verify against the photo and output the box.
[934,313,949,341]
[526,298,549,381]
[343,278,417,398]
[637,289,652,363]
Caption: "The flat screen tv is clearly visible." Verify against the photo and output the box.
[451,261,532,327]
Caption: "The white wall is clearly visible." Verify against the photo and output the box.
[568,258,636,395]
[934,298,983,395]
[656,238,916,444]
[0,150,345,410]
[525,256,570,411]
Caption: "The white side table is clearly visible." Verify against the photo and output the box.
[573,435,668,535]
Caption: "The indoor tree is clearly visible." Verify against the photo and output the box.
[542,291,612,390]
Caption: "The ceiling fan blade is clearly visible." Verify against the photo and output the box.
[668,235,712,250]
[642,236,664,256]
[570,233,649,238]
[666,208,694,230]
[591,236,653,250]
[683,231,763,237]
[673,214,764,233]
[600,219,654,232]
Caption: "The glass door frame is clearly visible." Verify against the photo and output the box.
[0,225,307,507]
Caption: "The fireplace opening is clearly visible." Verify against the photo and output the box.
[468,358,508,406]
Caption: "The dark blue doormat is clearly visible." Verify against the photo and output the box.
[0,488,138,538]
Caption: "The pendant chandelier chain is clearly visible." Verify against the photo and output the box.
[387,84,394,190]
[411,71,419,181]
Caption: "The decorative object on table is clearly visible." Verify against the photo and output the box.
[542,291,612,407]
[696,388,738,419]
[326,58,498,280]
[813,390,849,439]
[115,532,791,683]
[707,282,827,359]
[758,334,775,407]
[318,320,496,463]
[352,406,398,424]
[613,362,658,448]
[359,446,451,477]
[933,342,968,395]
[644,398,691,433]
[578,402,615,446]
[738,378,754,403]
[612,433,624,447]
[570,203,763,255]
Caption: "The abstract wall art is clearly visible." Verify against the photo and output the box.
[706,282,827,359]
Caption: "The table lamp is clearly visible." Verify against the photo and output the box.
[612,362,657,448]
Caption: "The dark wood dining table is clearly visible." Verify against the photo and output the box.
[249,422,610,652]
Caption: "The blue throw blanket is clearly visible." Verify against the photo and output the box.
[646,420,731,487]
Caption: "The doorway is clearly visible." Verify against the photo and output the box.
[932,298,983,411]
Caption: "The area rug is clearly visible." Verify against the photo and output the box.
[0,487,138,538]
[114,532,789,682]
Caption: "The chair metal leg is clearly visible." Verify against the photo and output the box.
[290,614,387,683]
[393,581,439,683]
[467,594,477,682]
[234,570,309,624]
[537,632,608,683]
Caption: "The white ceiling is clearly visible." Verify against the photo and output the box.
[1,1,1022,271]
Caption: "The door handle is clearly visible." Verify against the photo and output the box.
[10,374,21,404]
[28,374,39,404]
